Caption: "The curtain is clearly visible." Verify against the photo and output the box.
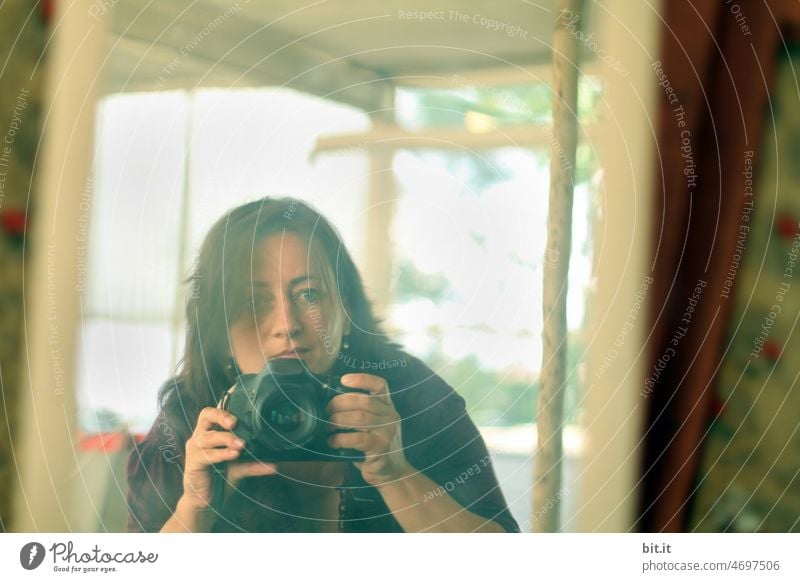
[641,0,800,532]
[689,49,800,532]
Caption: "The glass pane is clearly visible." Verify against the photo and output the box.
[75,319,174,434]
[390,145,597,532]
[86,91,189,319]
[186,87,371,273]
[390,148,593,387]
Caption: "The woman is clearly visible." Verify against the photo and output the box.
[126,197,519,533]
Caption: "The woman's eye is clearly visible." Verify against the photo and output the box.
[296,288,320,303]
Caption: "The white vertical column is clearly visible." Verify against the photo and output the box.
[13,0,106,531]
[578,0,661,532]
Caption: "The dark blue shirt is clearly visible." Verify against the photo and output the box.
[126,353,520,533]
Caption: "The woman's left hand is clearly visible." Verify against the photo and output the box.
[326,373,411,487]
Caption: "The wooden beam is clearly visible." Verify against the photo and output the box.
[313,122,597,156]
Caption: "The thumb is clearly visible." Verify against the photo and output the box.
[227,461,278,484]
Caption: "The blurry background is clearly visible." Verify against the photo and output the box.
[10,0,800,537]
[0,0,661,535]
[76,1,603,532]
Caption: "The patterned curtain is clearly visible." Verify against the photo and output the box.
[690,49,800,532]
[641,0,800,532]
[0,2,49,531]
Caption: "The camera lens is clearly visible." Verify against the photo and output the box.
[270,401,303,431]
[253,384,321,452]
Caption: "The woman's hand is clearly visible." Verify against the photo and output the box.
[181,407,278,512]
[326,373,412,487]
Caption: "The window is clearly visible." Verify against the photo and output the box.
[77,88,370,433]
[79,78,601,531]
[384,79,601,531]
[388,78,602,428]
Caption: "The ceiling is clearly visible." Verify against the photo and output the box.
[105,0,595,111]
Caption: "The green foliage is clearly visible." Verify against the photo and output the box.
[577,76,604,124]
[398,78,603,187]
[393,258,453,304]
[398,76,603,129]
[421,334,586,427]
[79,408,125,433]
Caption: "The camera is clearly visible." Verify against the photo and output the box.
[216,358,365,462]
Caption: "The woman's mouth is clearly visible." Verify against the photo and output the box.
[271,348,310,359]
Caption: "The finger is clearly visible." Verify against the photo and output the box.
[327,430,373,452]
[340,373,391,404]
[228,461,278,483]
[189,446,241,466]
[194,429,245,451]
[196,407,237,433]
[327,410,390,432]
[327,392,390,415]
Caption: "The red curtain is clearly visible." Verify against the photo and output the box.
[640,0,800,532]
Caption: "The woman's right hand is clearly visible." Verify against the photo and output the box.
[180,407,277,513]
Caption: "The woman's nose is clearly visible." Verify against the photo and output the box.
[270,295,302,338]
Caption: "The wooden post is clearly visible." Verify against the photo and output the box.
[362,86,397,321]
[533,0,585,533]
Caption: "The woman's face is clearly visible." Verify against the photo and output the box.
[228,232,350,375]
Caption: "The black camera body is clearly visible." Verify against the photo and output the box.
[216,358,365,462]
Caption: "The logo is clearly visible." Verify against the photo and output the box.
[20,542,46,570]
